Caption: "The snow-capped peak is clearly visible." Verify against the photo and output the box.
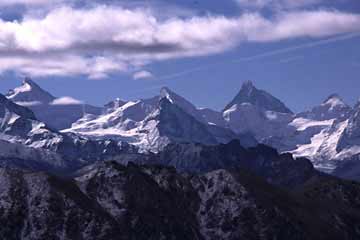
[23,77,38,87]
[7,78,33,98]
[223,81,293,114]
[6,77,55,104]
[160,87,174,103]
[159,87,205,122]
[322,94,347,110]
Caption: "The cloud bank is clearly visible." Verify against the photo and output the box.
[0,4,359,78]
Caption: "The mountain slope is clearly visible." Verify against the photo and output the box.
[1,92,141,172]
[6,78,102,130]
[278,97,356,172]
[145,139,315,188]
[297,94,351,121]
[1,162,360,240]
[66,87,254,152]
[6,77,55,104]
[221,83,360,175]
[135,97,218,151]
[6,78,360,178]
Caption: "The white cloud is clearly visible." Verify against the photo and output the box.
[133,70,153,80]
[50,96,83,105]
[0,5,359,78]
[248,10,360,42]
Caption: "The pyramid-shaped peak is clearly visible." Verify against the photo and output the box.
[18,77,44,93]
[242,80,255,89]
[160,86,176,97]
[223,81,292,114]
[159,87,206,122]
[160,87,174,103]
[23,77,37,86]
[6,77,55,104]
[239,80,257,97]
[160,87,189,104]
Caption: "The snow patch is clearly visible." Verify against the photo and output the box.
[289,118,334,131]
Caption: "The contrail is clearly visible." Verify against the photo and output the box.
[129,32,360,95]
[278,55,304,63]
[154,65,216,82]
[234,32,360,62]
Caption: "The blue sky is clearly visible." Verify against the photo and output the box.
[0,0,359,112]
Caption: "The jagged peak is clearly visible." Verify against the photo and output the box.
[223,81,292,114]
[241,80,256,92]
[158,95,173,107]
[322,93,348,109]
[23,77,38,87]
[6,77,55,104]
[160,87,175,104]
[158,87,206,122]
[323,93,344,104]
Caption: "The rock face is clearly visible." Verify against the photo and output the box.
[6,78,102,130]
[1,162,360,240]
[0,168,122,240]
[137,97,218,151]
[0,92,47,140]
[223,81,293,114]
[337,102,360,150]
[147,140,315,188]
[198,107,227,127]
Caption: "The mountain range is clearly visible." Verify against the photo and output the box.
[2,78,360,239]
[4,77,360,179]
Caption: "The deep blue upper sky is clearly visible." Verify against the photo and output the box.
[0,0,359,112]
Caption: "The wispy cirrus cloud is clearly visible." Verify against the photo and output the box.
[0,4,359,79]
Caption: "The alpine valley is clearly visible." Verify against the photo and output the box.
[2,78,360,240]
